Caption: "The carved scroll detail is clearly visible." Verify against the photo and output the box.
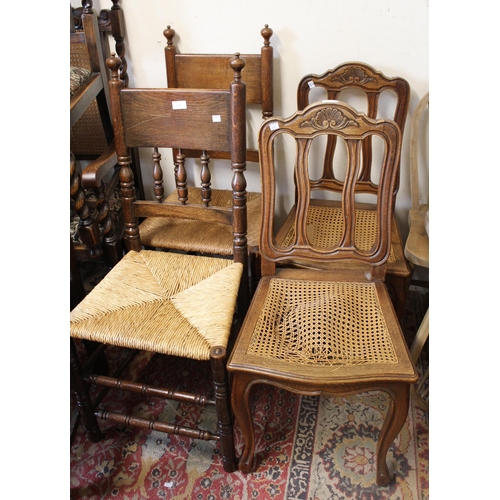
[301,107,359,131]
[330,67,377,85]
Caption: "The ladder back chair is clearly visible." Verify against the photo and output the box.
[70,53,249,472]
[227,101,417,485]
[138,25,274,293]
[274,62,411,319]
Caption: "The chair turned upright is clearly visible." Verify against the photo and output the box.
[70,53,249,472]
[227,101,417,485]
[274,62,411,320]
[138,25,274,292]
[404,92,429,412]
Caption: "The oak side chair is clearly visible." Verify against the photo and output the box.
[70,53,249,472]
[404,92,429,412]
[271,62,411,320]
[227,101,418,486]
[138,25,274,293]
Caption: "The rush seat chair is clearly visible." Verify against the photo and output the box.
[70,53,249,472]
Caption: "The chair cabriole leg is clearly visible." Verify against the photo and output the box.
[230,374,256,473]
[376,383,411,486]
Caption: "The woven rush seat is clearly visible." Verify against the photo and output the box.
[139,189,261,254]
[247,278,398,367]
[70,250,243,360]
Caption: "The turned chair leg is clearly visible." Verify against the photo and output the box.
[70,339,102,442]
[376,383,411,486]
[210,347,237,472]
[230,374,257,473]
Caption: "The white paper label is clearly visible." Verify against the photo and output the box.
[172,100,187,110]
[212,115,221,122]
[308,80,315,89]
[269,121,280,131]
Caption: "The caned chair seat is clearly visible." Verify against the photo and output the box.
[139,189,261,254]
[279,201,408,274]
[70,250,243,360]
[240,274,415,379]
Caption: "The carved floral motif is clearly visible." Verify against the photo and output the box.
[301,107,359,130]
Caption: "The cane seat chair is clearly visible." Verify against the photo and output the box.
[138,25,274,291]
[70,53,249,472]
[274,63,411,319]
[404,92,429,411]
[227,101,418,485]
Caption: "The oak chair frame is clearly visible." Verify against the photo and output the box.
[70,53,249,473]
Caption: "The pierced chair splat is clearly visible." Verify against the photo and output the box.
[274,62,411,320]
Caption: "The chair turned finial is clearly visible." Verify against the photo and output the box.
[107,53,122,79]
[261,24,273,46]
[82,0,93,14]
[230,53,245,79]
[164,25,175,46]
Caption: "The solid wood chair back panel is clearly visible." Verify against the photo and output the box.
[164,25,273,117]
[120,89,232,151]
[107,54,248,271]
[259,101,401,273]
[174,54,263,103]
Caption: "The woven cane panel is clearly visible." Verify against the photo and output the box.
[281,205,396,263]
[70,44,109,155]
[247,278,397,366]
[139,189,261,253]
[71,102,109,156]
[70,251,243,360]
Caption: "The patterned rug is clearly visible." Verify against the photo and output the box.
[71,269,429,500]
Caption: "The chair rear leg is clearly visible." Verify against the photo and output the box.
[70,338,103,442]
[210,346,237,472]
